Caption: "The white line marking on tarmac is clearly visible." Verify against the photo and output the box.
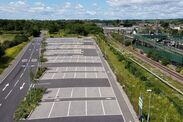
[0,103,2,107]
[67,88,73,116]
[20,73,24,78]
[2,83,9,91]
[14,80,20,87]
[20,83,25,90]
[96,43,126,122]
[85,88,87,116]
[98,87,105,115]
[5,90,12,100]
[48,88,60,118]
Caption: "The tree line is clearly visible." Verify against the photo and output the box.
[0,19,103,58]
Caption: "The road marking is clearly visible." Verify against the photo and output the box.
[96,44,126,122]
[67,88,73,116]
[48,88,60,118]
[84,67,86,79]
[14,80,20,87]
[95,72,98,78]
[5,90,12,100]
[20,83,25,90]
[2,83,9,91]
[38,83,50,85]
[0,103,2,107]
[98,87,105,115]
[74,72,76,78]
[85,88,87,116]
[20,73,24,78]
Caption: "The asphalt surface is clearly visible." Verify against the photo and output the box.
[24,37,137,122]
[0,35,42,122]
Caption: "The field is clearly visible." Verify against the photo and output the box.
[95,34,183,122]
[0,42,27,74]
[0,34,16,43]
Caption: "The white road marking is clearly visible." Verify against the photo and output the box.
[95,72,98,78]
[48,88,60,118]
[96,43,126,122]
[5,90,12,100]
[67,88,73,116]
[14,80,20,87]
[98,87,105,115]
[84,67,86,79]
[74,72,76,78]
[20,73,24,78]
[20,83,25,90]
[0,103,2,107]
[2,83,9,91]
[85,88,87,116]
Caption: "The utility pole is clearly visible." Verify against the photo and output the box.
[147,89,152,122]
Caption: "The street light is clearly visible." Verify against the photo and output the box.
[147,89,152,122]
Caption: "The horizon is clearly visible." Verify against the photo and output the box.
[0,0,183,20]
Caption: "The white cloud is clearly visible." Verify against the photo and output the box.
[86,11,96,16]
[105,0,183,19]
[75,4,84,9]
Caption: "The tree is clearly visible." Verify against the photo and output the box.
[0,45,5,57]
[29,26,40,37]
[160,21,169,28]
[48,24,59,34]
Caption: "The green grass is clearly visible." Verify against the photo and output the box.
[95,34,183,122]
[48,30,82,38]
[5,42,27,58]
[0,42,27,74]
[0,34,16,43]
[13,88,46,121]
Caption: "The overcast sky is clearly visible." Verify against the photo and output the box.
[0,0,183,20]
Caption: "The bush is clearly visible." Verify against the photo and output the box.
[1,34,29,51]
[124,41,131,46]
[14,88,46,121]
[35,67,47,79]
[161,58,169,66]
[0,45,5,57]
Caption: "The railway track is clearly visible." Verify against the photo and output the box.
[107,33,183,85]
[133,51,183,85]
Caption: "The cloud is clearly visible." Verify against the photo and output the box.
[0,0,183,19]
[105,0,183,19]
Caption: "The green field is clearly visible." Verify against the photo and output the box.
[0,42,27,74]
[95,34,183,122]
[0,34,16,43]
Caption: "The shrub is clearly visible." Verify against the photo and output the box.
[14,88,46,121]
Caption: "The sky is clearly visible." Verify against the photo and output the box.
[0,0,183,20]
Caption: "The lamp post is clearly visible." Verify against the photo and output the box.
[147,89,152,122]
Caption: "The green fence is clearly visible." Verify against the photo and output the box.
[133,34,183,65]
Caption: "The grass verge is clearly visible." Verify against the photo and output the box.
[0,42,27,74]
[35,67,47,80]
[95,34,183,122]
[13,88,46,121]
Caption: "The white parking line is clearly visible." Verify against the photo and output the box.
[20,73,24,78]
[48,88,60,118]
[51,67,58,79]
[2,83,9,91]
[20,83,25,90]
[96,43,126,122]
[5,90,13,100]
[54,56,58,63]
[84,67,86,79]
[95,72,98,78]
[85,88,87,116]
[67,88,73,116]
[98,87,105,115]
[74,72,76,78]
